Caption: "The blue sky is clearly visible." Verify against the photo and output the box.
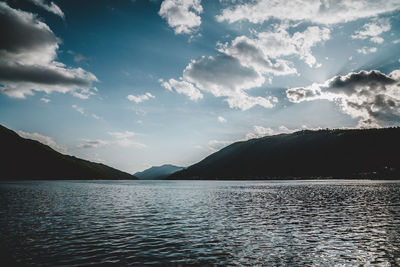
[1,0,400,173]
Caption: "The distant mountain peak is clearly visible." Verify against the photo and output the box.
[134,164,184,180]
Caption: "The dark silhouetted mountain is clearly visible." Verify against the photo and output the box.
[134,164,184,180]
[168,128,400,180]
[0,125,137,180]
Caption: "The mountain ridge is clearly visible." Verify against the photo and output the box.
[0,124,137,180]
[167,128,400,180]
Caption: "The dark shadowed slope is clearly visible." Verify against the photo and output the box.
[134,164,184,180]
[0,125,137,180]
[168,128,400,180]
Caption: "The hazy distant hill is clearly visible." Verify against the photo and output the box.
[134,164,184,180]
[168,128,400,180]
[0,124,137,180]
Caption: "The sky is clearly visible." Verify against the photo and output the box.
[1,0,400,173]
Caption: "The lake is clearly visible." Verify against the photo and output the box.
[0,180,399,266]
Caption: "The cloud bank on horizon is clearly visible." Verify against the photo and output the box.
[1,0,400,172]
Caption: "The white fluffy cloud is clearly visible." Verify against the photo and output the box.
[245,125,275,139]
[357,47,377,54]
[218,116,227,123]
[17,130,67,153]
[245,125,322,140]
[161,22,331,110]
[0,2,97,99]
[352,18,391,44]
[28,0,64,18]
[160,78,203,100]
[219,26,330,68]
[217,36,297,74]
[127,92,155,103]
[159,0,203,34]
[286,70,400,127]
[183,53,278,110]
[216,0,400,25]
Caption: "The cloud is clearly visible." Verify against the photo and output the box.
[77,139,109,149]
[217,36,298,74]
[208,139,232,152]
[0,2,97,99]
[108,131,135,139]
[17,130,67,153]
[67,50,89,63]
[108,131,146,148]
[216,0,400,25]
[91,114,101,120]
[357,47,377,54]
[113,138,147,148]
[183,54,263,94]
[245,125,323,140]
[78,131,146,149]
[127,92,155,103]
[161,54,275,110]
[218,116,227,123]
[245,126,275,139]
[72,105,102,120]
[161,24,329,110]
[159,0,203,34]
[28,0,64,18]
[219,25,330,68]
[286,70,400,127]
[182,53,276,110]
[72,104,85,115]
[352,18,391,44]
[160,78,203,101]
[70,87,96,99]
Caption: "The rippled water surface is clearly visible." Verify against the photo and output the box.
[1,180,400,266]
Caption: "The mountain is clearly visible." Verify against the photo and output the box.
[0,124,137,180]
[134,164,184,180]
[168,128,400,180]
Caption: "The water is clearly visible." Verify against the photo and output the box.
[0,180,400,266]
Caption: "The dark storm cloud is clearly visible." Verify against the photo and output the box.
[0,2,97,98]
[0,2,58,54]
[0,62,92,86]
[286,70,400,127]
[323,70,396,95]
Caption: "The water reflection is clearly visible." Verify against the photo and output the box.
[0,180,399,266]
